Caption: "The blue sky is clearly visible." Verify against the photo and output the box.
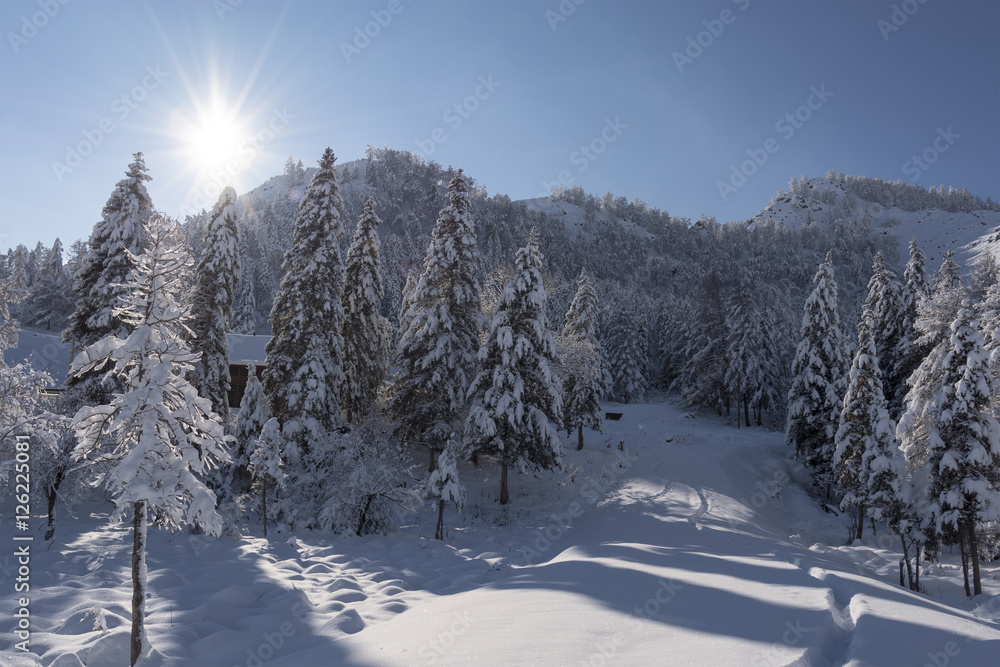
[1,0,997,251]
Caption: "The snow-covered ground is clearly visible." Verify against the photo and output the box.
[3,395,999,666]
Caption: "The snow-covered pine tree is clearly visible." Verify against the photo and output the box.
[389,170,484,454]
[725,276,765,428]
[63,153,153,405]
[924,302,1000,596]
[264,148,346,462]
[395,268,418,346]
[834,315,898,541]
[786,252,847,494]
[342,196,392,422]
[466,232,563,504]
[69,217,229,666]
[980,276,1000,417]
[676,271,728,414]
[427,438,465,539]
[897,254,967,474]
[863,252,905,419]
[559,268,610,450]
[24,238,73,331]
[250,417,286,537]
[191,186,241,422]
[606,303,649,404]
[229,363,268,495]
[895,239,932,408]
[231,277,257,335]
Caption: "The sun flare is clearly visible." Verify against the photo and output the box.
[182,103,248,171]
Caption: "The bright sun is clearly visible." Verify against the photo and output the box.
[179,102,249,171]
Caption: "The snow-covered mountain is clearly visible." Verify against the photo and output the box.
[750,174,1000,270]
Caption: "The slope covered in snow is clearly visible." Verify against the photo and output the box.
[751,176,1000,270]
[4,396,998,666]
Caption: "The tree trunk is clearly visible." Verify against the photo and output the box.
[969,521,982,596]
[577,424,584,451]
[435,498,445,540]
[959,533,971,597]
[915,544,921,591]
[262,484,268,538]
[131,500,148,667]
[44,467,65,541]
[428,446,436,473]
[356,494,375,536]
[499,461,509,505]
[856,504,864,541]
[744,397,750,428]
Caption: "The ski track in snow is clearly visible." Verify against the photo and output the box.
[3,397,999,666]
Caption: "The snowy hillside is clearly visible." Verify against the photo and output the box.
[4,396,998,666]
[751,175,1000,270]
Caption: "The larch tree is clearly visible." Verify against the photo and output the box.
[69,218,229,666]
[466,232,563,504]
[342,196,392,422]
[786,252,847,494]
[389,170,484,457]
[924,302,1000,597]
[191,186,241,422]
[263,148,346,463]
[725,276,766,428]
[558,268,610,450]
[64,152,153,405]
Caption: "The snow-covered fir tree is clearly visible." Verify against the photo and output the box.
[895,239,932,407]
[229,363,267,495]
[834,316,898,541]
[676,272,727,413]
[606,303,649,404]
[24,238,73,331]
[427,438,465,540]
[924,302,1000,596]
[231,277,257,335]
[63,153,154,405]
[466,232,563,504]
[250,417,286,537]
[725,276,767,428]
[786,252,848,493]
[342,196,391,422]
[264,148,346,461]
[69,217,229,666]
[897,254,968,473]
[863,252,905,419]
[191,186,241,422]
[558,268,610,450]
[390,170,484,453]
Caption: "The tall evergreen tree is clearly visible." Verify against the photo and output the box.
[69,218,228,666]
[895,239,932,406]
[863,252,905,419]
[558,268,610,449]
[676,272,727,413]
[263,148,346,460]
[25,238,73,331]
[607,302,649,404]
[725,277,765,428]
[63,153,153,403]
[786,252,847,492]
[389,170,484,450]
[834,316,898,540]
[191,186,241,422]
[342,197,391,422]
[466,233,563,504]
[923,302,1000,596]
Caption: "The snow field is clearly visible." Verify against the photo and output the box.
[2,394,999,666]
